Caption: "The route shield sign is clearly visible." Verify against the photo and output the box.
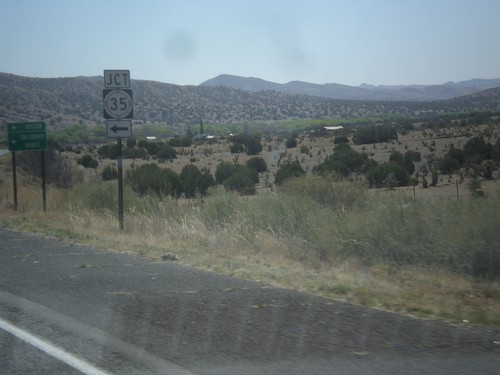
[7,122,47,151]
[103,89,134,119]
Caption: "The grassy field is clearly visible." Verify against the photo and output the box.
[0,123,499,327]
[1,174,499,327]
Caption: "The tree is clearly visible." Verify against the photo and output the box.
[144,141,161,156]
[180,164,202,199]
[313,144,368,177]
[352,124,397,144]
[492,138,500,161]
[438,155,461,175]
[365,162,409,188]
[389,151,404,165]
[198,168,215,197]
[215,161,238,184]
[245,136,262,155]
[285,136,297,148]
[223,169,256,195]
[98,144,121,159]
[275,161,305,184]
[179,164,214,199]
[169,136,192,147]
[157,144,177,161]
[463,136,492,162]
[123,147,147,159]
[404,150,421,163]
[246,156,268,173]
[126,163,180,197]
[333,135,349,144]
[230,142,245,154]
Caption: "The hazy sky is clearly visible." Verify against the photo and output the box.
[1,0,499,86]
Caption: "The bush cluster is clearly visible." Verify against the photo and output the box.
[215,161,258,195]
[229,134,262,155]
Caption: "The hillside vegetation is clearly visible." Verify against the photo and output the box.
[200,74,500,101]
[2,73,500,129]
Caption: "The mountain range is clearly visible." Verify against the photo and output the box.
[200,74,500,102]
[1,72,500,129]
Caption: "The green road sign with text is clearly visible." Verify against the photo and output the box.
[7,122,47,151]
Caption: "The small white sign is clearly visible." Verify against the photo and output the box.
[106,120,132,138]
[104,70,130,88]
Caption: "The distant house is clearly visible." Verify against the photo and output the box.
[324,126,344,131]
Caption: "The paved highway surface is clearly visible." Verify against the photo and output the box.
[0,226,498,374]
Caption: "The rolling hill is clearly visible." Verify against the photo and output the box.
[200,74,500,101]
[1,72,500,129]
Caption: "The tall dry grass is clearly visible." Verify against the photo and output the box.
[1,176,499,326]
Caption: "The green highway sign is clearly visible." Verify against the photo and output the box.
[7,122,47,151]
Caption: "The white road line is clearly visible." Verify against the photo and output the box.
[0,317,112,375]
[0,289,195,375]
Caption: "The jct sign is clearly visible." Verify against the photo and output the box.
[103,69,133,120]
[103,69,133,231]
[104,70,130,88]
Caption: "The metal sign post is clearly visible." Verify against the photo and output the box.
[103,70,133,230]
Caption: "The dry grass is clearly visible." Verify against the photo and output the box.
[1,181,499,328]
[1,124,499,326]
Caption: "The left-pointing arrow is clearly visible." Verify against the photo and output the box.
[111,125,128,133]
[106,120,131,139]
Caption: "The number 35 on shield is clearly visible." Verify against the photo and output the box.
[103,89,133,119]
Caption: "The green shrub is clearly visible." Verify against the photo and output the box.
[333,135,349,144]
[230,134,262,155]
[245,136,263,155]
[463,136,491,162]
[299,145,310,154]
[285,137,297,148]
[215,161,238,184]
[123,147,147,159]
[77,154,98,169]
[275,161,305,184]
[365,162,409,188]
[439,155,461,174]
[223,168,257,195]
[157,144,177,161]
[314,143,368,177]
[246,156,268,173]
[98,144,120,159]
[230,142,245,154]
[180,164,214,198]
[125,163,180,197]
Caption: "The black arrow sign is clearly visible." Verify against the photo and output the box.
[111,124,128,133]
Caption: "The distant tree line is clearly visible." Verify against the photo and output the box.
[438,136,500,180]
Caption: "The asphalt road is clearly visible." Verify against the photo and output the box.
[0,226,499,374]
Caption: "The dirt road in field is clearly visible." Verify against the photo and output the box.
[0,226,498,374]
